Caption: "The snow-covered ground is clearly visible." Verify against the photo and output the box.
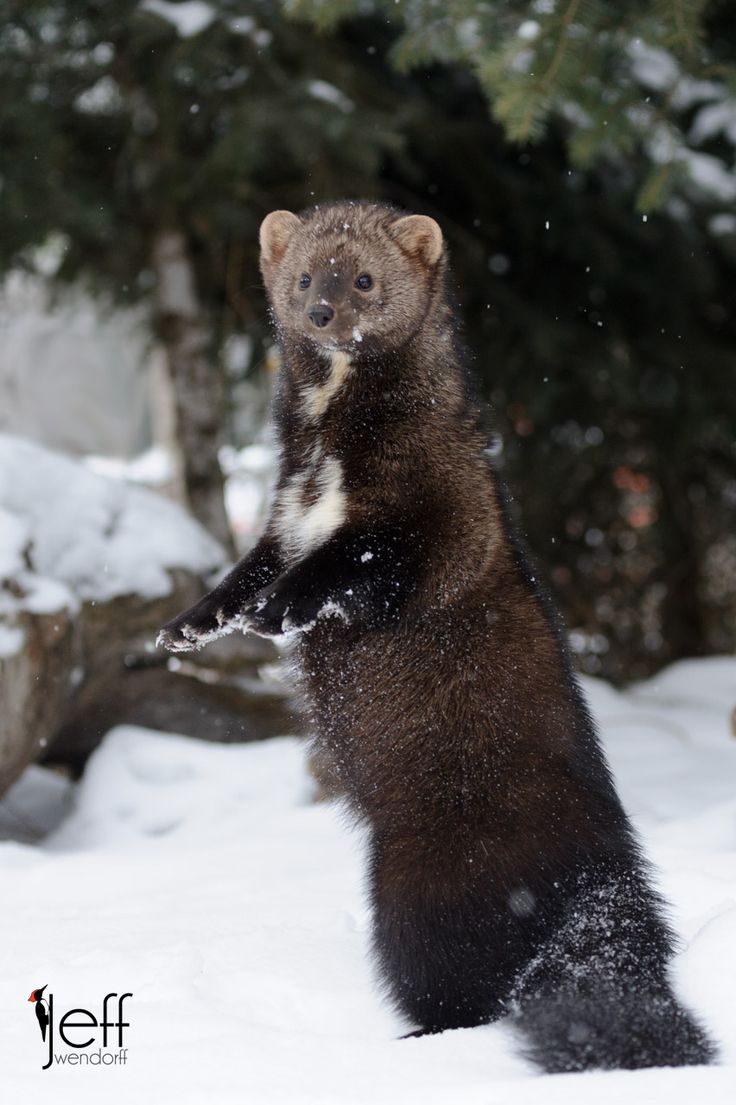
[1,658,735,1102]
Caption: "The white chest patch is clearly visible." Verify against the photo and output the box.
[302,350,352,422]
[274,446,347,558]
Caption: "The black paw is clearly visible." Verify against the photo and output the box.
[242,586,316,637]
[157,594,246,653]
[244,586,348,638]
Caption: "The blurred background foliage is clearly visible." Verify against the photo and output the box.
[1,0,735,682]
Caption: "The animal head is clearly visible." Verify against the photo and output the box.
[259,202,445,354]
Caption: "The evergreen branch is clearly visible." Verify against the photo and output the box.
[541,0,584,91]
[654,0,707,61]
[636,162,675,212]
[512,0,584,143]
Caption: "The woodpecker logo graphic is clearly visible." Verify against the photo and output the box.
[28,985,50,1041]
[27,985,132,1069]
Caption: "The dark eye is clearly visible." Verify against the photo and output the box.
[355,273,373,291]
[299,273,311,289]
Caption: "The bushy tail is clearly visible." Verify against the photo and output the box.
[509,868,718,1073]
[513,982,717,1073]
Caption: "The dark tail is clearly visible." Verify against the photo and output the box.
[513,982,716,1073]
[509,868,718,1073]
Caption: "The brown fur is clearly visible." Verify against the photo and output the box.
[159,201,715,1072]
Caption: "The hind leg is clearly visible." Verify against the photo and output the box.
[369,841,520,1034]
[372,900,513,1033]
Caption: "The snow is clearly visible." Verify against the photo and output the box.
[456,17,481,51]
[0,764,73,842]
[219,442,276,547]
[306,80,354,113]
[680,150,736,203]
[0,434,224,605]
[141,0,215,37]
[74,75,123,115]
[709,213,736,236]
[618,40,736,205]
[643,122,736,205]
[628,41,679,90]
[0,507,29,579]
[1,657,735,1101]
[517,20,540,42]
[84,446,173,488]
[690,99,736,146]
[0,623,25,659]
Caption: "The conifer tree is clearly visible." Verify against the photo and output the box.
[288,0,736,211]
[2,1,734,678]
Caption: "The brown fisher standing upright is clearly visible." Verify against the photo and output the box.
[159,200,716,1074]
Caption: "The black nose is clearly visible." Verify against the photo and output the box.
[308,304,335,328]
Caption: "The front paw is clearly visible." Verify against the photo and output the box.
[241,587,301,638]
[157,595,245,653]
[244,588,346,638]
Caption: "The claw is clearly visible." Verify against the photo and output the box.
[156,607,248,654]
[156,625,198,653]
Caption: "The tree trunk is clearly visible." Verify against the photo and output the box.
[151,228,234,553]
[658,467,705,666]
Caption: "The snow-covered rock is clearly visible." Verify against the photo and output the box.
[0,433,224,604]
[0,433,228,794]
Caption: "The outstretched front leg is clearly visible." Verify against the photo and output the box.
[242,522,426,638]
[157,536,284,652]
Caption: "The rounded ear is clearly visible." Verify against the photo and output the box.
[390,215,443,266]
[259,210,302,267]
